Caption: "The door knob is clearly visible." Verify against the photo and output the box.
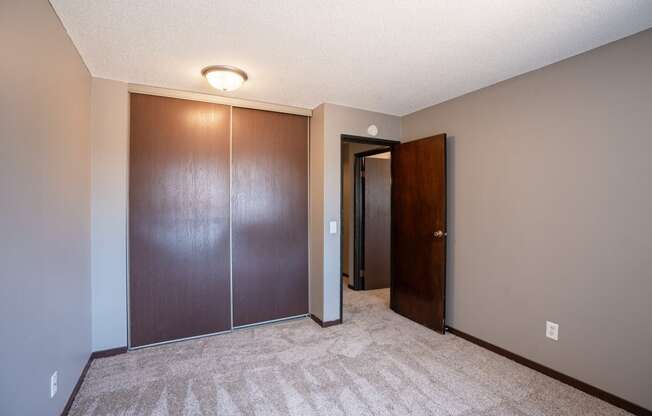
[433,230,446,239]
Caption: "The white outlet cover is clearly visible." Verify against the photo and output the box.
[50,371,58,398]
[329,221,338,234]
[546,321,559,341]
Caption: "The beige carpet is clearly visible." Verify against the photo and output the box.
[70,288,630,415]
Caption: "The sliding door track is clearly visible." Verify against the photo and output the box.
[129,314,309,350]
[233,314,310,330]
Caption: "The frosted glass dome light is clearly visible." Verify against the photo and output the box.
[202,65,248,92]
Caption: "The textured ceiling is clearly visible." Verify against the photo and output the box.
[50,0,652,115]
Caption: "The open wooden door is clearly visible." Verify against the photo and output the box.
[391,134,447,333]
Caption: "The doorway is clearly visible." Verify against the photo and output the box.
[339,133,448,334]
[352,147,392,291]
[340,135,397,321]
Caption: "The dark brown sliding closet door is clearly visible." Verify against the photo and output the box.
[232,108,309,326]
[129,94,231,347]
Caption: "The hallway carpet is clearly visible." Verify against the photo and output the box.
[69,288,630,415]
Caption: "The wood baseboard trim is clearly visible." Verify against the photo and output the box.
[61,346,128,415]
[90,346,128,359]
[446,327,651,416]
[60,356,92,416]
[310,314,342,328]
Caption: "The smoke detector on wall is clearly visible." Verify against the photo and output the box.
[367,124,378,136]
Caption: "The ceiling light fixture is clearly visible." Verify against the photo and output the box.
[201,65,248,92]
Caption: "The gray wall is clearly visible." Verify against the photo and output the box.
[401,28,652,409]
[90,78,129,351]
[0,1,92,415]
[309,105,326,320]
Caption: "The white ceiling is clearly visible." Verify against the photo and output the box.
[51,0,652,115]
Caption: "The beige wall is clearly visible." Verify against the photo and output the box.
[90,78,129,351]
[401,28,652,409]
[309,105,326,319]
[312,104,401,321]
[0,1,92,414]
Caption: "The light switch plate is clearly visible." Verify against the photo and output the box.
[50,371,58,398]
[546,321,559,341]
[329,221,337,234]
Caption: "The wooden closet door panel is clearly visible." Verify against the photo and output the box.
[232,108,308,327]
[129,93,231,347]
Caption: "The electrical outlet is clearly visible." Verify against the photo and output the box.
[50,371,58,398]
[546,321,559,341]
